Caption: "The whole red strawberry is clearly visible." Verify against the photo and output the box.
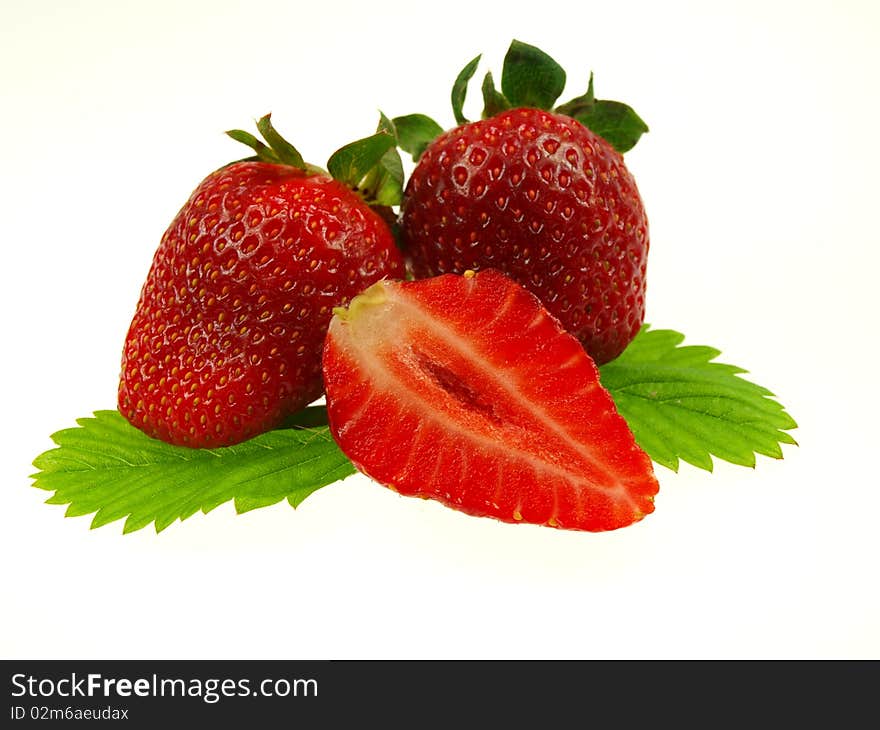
[394,40,650,364]
[323,269,658,531]
[119,115,405,448]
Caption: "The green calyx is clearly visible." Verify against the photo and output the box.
[553,70,649,154]
[392,39,649,160]
[227,114,313,170]
[226,113,404,207]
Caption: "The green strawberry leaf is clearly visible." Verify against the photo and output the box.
[575,100,649,154]
[451,54,481,125]
[598,326,798,472]
[501,39,567,110]
[225,128,277,163]
[327,131,397,194]
[481,71,511,118]
[556,74,649,153]
[281,405,331,429]
[255,113,307,168]
[31,410,355,534]
[31,328,797,535]
[354,113,405,207]
[391,113,444,162]
[554,72,596,119]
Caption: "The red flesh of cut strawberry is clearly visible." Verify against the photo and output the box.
[323,269,658,531]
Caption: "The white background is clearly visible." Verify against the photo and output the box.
[2,0,878,659]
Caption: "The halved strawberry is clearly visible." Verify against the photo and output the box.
[322,269,658,531]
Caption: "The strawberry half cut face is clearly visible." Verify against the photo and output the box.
[322,268,658,531]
